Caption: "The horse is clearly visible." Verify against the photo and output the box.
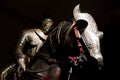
[0,4,104,80]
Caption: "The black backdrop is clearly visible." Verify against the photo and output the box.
[0,0,119,79]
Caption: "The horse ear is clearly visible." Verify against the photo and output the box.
[73,4,81,21]
[76,20,88,31]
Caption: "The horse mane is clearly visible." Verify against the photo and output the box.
[48,19,76,50]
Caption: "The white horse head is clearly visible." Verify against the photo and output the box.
[73,4,104,69]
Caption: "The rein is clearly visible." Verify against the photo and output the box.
[73,26,87,64]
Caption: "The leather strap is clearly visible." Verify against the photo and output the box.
[33,29,46,42]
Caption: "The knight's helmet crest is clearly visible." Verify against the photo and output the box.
[73,4,104,69]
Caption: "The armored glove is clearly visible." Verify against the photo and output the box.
[18,58,26,71]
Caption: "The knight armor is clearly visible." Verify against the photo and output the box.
[15,18,54,71]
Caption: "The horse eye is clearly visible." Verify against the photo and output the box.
[76,20,88,31]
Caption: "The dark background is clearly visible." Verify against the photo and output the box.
[0,0,119,79]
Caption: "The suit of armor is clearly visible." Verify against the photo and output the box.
[15,18,54,71]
